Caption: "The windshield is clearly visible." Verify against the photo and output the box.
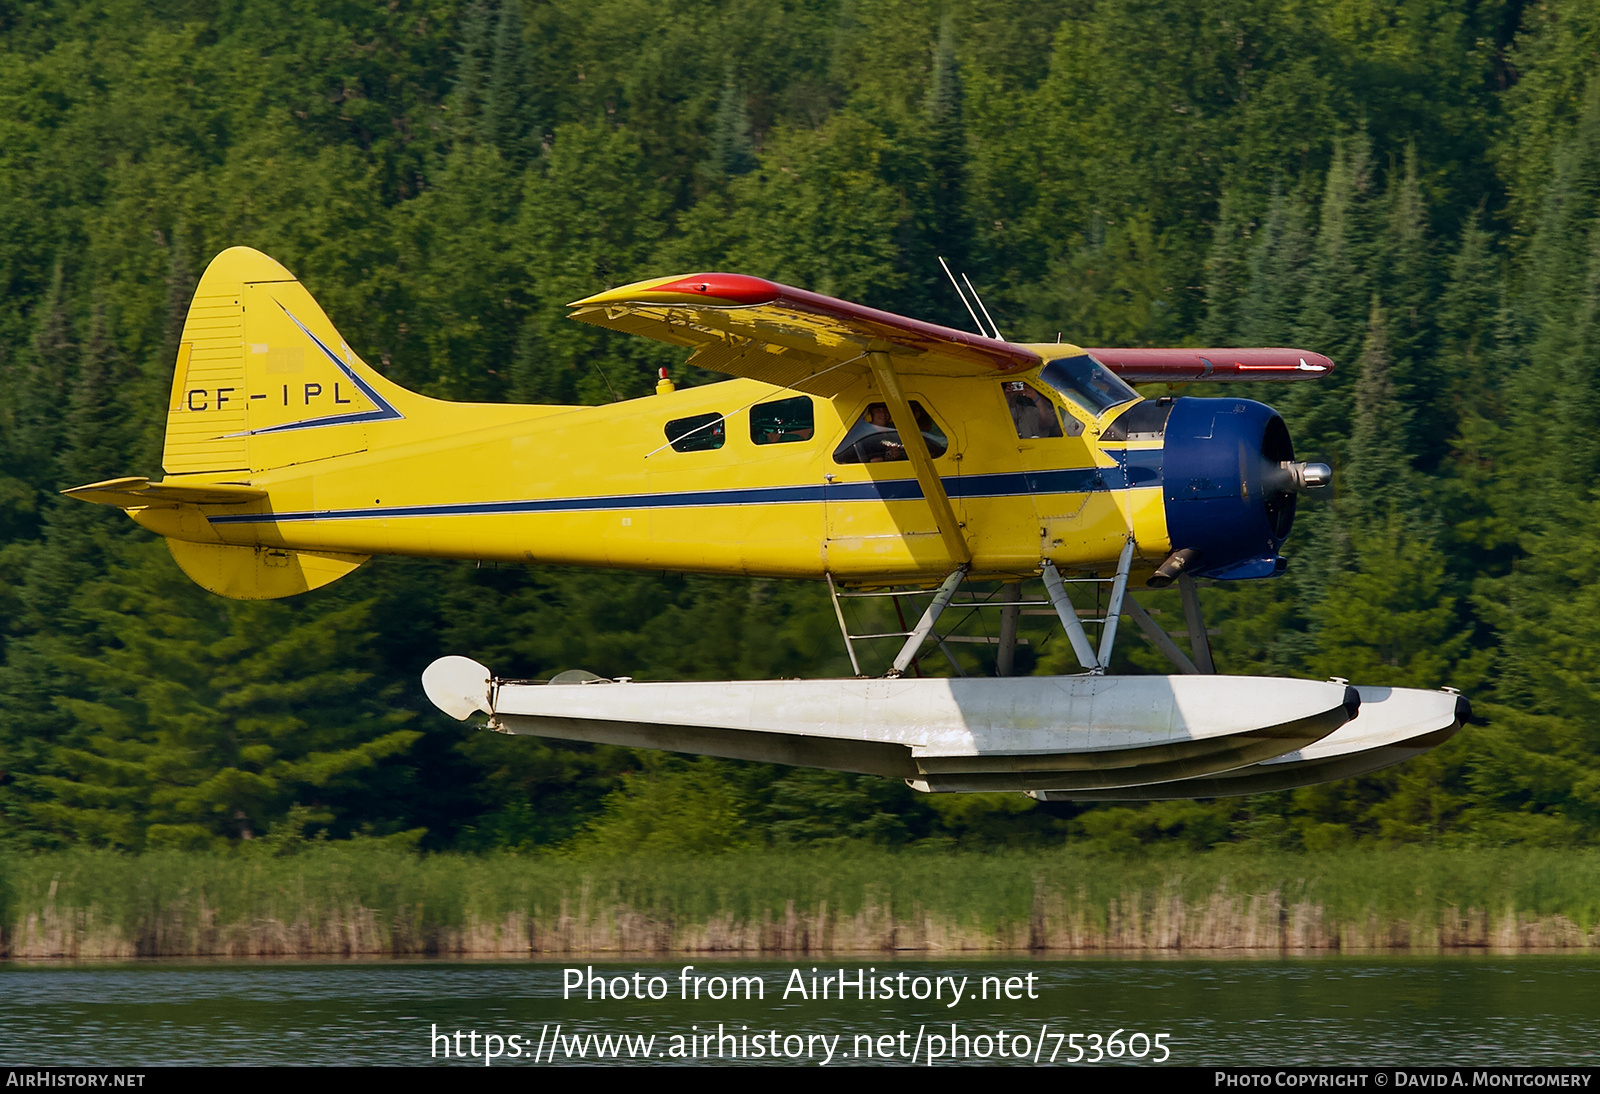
[1038,354,1138,416]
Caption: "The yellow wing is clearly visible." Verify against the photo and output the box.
[568,273,1041,397]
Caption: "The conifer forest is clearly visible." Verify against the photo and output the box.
[1,0,1597,856]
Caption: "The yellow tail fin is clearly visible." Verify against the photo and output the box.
[80,247,539,600]
[164,247,425,475]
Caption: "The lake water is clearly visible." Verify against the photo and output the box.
[3,956,1599,1066]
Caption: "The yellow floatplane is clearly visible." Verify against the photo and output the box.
[66,248,1466,797]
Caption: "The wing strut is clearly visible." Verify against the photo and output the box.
[867,351,971,567]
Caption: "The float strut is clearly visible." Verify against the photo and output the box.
[1041,560,1101,673]
[890,568,966,677]
[995,582,1021,677]
[826,572,862,677]
[1096,539,1136,670]
[1178,573,1216,674]
[1123,594,1199,674]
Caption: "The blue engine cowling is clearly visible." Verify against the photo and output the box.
[1160,397,1299,580]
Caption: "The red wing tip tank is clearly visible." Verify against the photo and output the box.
[67,246,1467,801]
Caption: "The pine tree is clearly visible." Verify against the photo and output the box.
[1343,297,1412,522]
[160,225,198,369]
[1312,512,1464,689]
[449,0,495,145]
[519,123,671,402]
[1471,482,1600,842]
[1431,211,1516,587]
[1568,227,1600,487]
[64,304,127,488]
[1200,187,1256,343]
[392,140,526,400]
[924,15,970,275]
[26,548,420,848]
[1380,146,1434,362]
[9,287,116,639]
[1304,133,1377,357]
[1435,209,1501,422]
[1378,145,1441,467]
[1236,185,1313,346]
[882,14,977,329]
[1289,133,1376,457]
[704,75,758,180]
[482,0,541,166]
[14,262,75,496]
[1502,86,1600,518]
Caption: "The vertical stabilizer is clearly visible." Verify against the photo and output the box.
[164,247,425,475]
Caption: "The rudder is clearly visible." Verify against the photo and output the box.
[164,247,424,475]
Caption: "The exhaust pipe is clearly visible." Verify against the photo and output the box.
[1147,547,1199,588]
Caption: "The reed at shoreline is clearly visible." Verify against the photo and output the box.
[3,846,1598,960]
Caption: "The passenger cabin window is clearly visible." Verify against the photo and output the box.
[1038,354,1138,417]
[1003,380,1081,438]
[751,396,814,445]
[832,401,949,464]
[664,412,725,452]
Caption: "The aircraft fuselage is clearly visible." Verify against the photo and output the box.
[132,363,1182,584]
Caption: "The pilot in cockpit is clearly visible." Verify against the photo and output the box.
[859,403,904,462]
[1004,381,1065,439]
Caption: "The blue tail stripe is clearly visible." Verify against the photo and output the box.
[226,306,405,438]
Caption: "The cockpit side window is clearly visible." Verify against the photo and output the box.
[1003,380,1082,438]
[750,396,815,445]
[832,401,949,464]
[1038,355,1138,416]
[665,412,725,452]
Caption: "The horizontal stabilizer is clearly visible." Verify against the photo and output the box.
[63,476,267,509]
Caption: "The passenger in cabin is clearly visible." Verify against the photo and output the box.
[756,422,814,443]
[751,395,815,444]
[860,403,906,462]
[832,401,948,464]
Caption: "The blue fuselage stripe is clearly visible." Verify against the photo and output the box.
[207,455,1163,526]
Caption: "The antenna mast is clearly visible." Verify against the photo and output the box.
[938,256,986,337]
[961,273,1004,341]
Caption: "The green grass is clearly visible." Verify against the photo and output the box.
[4,845,1599,956]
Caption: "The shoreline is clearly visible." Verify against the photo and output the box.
[7,846,1600,960]
[6,947,1600,965]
